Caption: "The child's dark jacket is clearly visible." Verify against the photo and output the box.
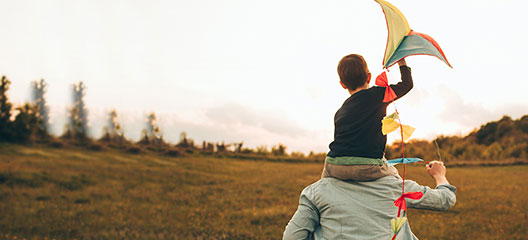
[327,65,413,159]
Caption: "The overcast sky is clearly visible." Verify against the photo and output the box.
[2,0,527,153]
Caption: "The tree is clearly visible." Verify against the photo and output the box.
[271,143,287,156]
[0,76,13,141]
[519,115,528,134]
[31,78,50,138]
[234,142,243,153]
[101,109,124,143]
[177,132,195,148]
[216,142,229,152]
[11,103,38,143]
[256,145,268,155]
[178,131,188,148]
[202,141,214,152]
[65,82,89,141]
[140,112,163,145]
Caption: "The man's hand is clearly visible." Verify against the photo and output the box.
[426,160,449,186]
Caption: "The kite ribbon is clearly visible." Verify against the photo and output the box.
[375,71,396,102]
[393,191,423,213]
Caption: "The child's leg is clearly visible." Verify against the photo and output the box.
[322,161,398,181]
[379,163,399,178]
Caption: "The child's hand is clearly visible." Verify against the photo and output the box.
[397,58,407,67]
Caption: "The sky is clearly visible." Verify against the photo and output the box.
[1,0,527,154]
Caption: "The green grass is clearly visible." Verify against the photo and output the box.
[0,143,527,239]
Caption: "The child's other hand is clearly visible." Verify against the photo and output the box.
[397,58,407,67]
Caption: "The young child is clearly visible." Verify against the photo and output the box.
[322,54,413,181]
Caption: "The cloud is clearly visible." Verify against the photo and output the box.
[436,85,528,129]
[203,103,307,138]
[46,103,329,153]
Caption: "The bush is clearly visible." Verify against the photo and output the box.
[74,198,90,204]
[49,140,64,148]
[89,143,104,151]
[0,172,43,188]
[166,148,184,157]
[126,146,143,154]
[36,195,51,201]
[55,174,94,191]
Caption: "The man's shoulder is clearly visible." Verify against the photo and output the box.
[305,176,403,192]
[300,178,337,196]
[300,176,408,207]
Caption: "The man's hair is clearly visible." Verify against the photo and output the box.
[337,54,369,90]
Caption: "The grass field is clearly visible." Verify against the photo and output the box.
[0,143,527,239]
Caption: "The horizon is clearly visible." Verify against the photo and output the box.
[2,0,528,153]
[4,82,526,154]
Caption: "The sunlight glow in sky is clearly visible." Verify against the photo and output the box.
[2,0,527,153]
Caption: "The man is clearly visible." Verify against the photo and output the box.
[283,161,456,240]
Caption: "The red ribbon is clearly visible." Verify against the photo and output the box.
[394,191,423,212]
[375,71,397,102]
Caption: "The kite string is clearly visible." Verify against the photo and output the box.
[434,139,442,162]
[394,104,406,218]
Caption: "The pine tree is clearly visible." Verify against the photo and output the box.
[177,131,194,148]
[141,112,162,145]
[101,109,124,143]
[65,81,89,141]
[31,78,50,138]
[0,76,13,141]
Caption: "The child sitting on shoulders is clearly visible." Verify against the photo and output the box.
[322,54,413,181]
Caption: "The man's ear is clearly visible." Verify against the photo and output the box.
[367,72,372,85]
[340,81,347,89]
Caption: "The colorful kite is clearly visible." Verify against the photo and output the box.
[375,0,452,69]
[375,71,397,102]
[371,1,453,239]
[390,217,408,236]
[386,157,423,166]
[382,112,415,140]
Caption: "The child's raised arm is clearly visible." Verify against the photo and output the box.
[397,58,407,67]
[390,58,413,100]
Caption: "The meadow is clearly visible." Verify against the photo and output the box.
[0,143,527,239]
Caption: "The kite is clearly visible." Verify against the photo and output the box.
[391,217,407,236]
[375,0,452,69]
[386,158,423,166]
[375,71,397,102]
[394,191,424,213]
[381,112,415,141]
[370,1,453,239]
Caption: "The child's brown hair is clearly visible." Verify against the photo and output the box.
[337,54,370,90]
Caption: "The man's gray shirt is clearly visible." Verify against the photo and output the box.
[283,176,456,240]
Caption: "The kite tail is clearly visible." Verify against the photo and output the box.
[394,107,407,218]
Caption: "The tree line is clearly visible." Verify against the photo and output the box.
[2,75,526,163]
[385,115,528,164]
[0,76,325,161]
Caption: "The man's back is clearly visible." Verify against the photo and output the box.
[283,176,456,240]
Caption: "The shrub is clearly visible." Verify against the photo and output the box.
[74,198,90,204]
[49,140,64,148]
[36,195,51,201]
[126,146,143,154]
[89,143,104,151]
[166,148,184,157]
